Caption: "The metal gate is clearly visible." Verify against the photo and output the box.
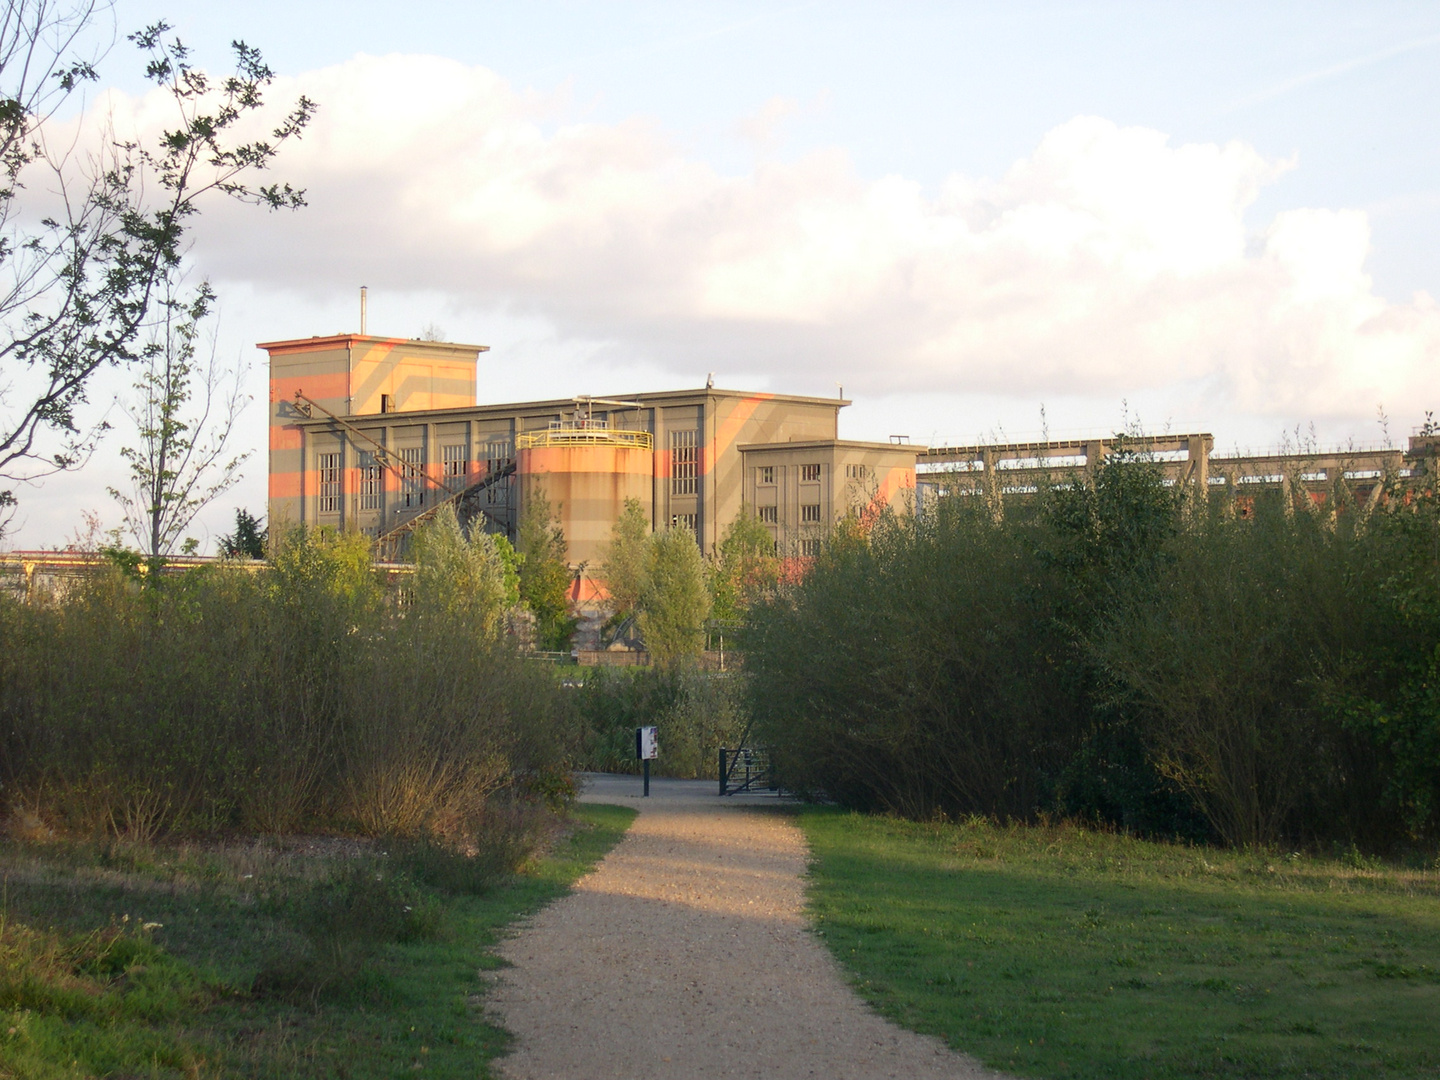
[718,746,776,796]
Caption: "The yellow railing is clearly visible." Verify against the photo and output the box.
[516,427,653,451]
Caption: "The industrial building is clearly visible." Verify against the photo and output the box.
[263,328,1438,609]
[263,334,920,578]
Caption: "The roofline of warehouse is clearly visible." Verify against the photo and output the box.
[738,438,928,453]
[289,387,853,428]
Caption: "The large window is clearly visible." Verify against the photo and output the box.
[358,451,383,510]
[671,512,697,534]
[317,452,341,514]
[400,446,425,508]
[670,430,697,495]
[758,465,774,485]
[845,463,868,480]
[442,443,467,481]
[485,440,513,505]
[800,539,822,558]
[759,505,778,524]
[801,503,822,523]
[801,463,821,482]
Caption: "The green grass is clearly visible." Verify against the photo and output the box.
[0,803,635,1079]
[799,808,1440,1080]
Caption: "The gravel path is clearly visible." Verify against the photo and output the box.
[487,774,1007,1080]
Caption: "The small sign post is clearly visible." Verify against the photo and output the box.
[636,725,658,797]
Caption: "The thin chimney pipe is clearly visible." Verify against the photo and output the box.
[360,285,368,335]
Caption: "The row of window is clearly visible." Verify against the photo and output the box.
[326,440,856,525]
[757,462,863,485]
[753,504,826,524]
[753,504,822,524]
[317,441,516,515]
[330,434,708,508]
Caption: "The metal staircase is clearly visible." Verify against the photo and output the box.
[373,461,516,561]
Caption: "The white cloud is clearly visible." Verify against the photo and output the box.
[100,53,1440,422]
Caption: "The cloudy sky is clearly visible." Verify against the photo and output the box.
[8,1,1440,548]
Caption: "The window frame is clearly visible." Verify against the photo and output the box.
[317,451,341,514]
[358,450,383,511]
[670,430,698,495]
[400,446,426,508]
[441,443,467,480]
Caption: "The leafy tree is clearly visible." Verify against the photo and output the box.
[219,508,267,559]
[708,503,780,623]
[108,281,250,556]
[0,11,313,528]
[600,496,650,618]
[269,524,378,612]
[410,505,520,639]
[517,487,575,650]
[639,528,712,668]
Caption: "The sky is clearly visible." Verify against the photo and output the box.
[6,1,1440,549]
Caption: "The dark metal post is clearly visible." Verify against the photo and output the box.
[643,758,650,798]
[719,749,727,796]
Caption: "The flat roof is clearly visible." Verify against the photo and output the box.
[259,334,490,353]
[291,387,852,427]
[739,438,927,454]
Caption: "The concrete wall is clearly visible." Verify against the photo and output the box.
[740,440,918,553]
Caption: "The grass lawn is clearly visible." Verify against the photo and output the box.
[0,803,634,1079]
[799,808,1440,1080]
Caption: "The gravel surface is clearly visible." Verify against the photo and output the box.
[488,774,1007,1080]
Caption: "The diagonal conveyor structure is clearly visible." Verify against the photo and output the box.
[488,774,1009,1080]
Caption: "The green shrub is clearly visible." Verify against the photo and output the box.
[0,523,579,842]
[744,450,1440,852]
[577,666,747,779]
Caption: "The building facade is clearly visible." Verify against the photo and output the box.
[264,334,919,572]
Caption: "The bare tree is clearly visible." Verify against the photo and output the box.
[108,278,249,556]
[0,4,313,532]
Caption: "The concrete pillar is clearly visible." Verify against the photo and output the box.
[1084,440,1106,486]
[1186,436,1209,489]
[982,449,1002,522]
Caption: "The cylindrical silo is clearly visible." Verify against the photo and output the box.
[517,428,654,569]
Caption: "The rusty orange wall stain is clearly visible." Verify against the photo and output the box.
[269,471,303,498]
[522,446,656,476]
[700,393,774,475]
[270,370,350,403]
[863,466,916,524]
[269,426,304,450]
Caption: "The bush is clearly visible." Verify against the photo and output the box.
[744,451,1440,852]
[576,666,747,779]
[0,523,579,841]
